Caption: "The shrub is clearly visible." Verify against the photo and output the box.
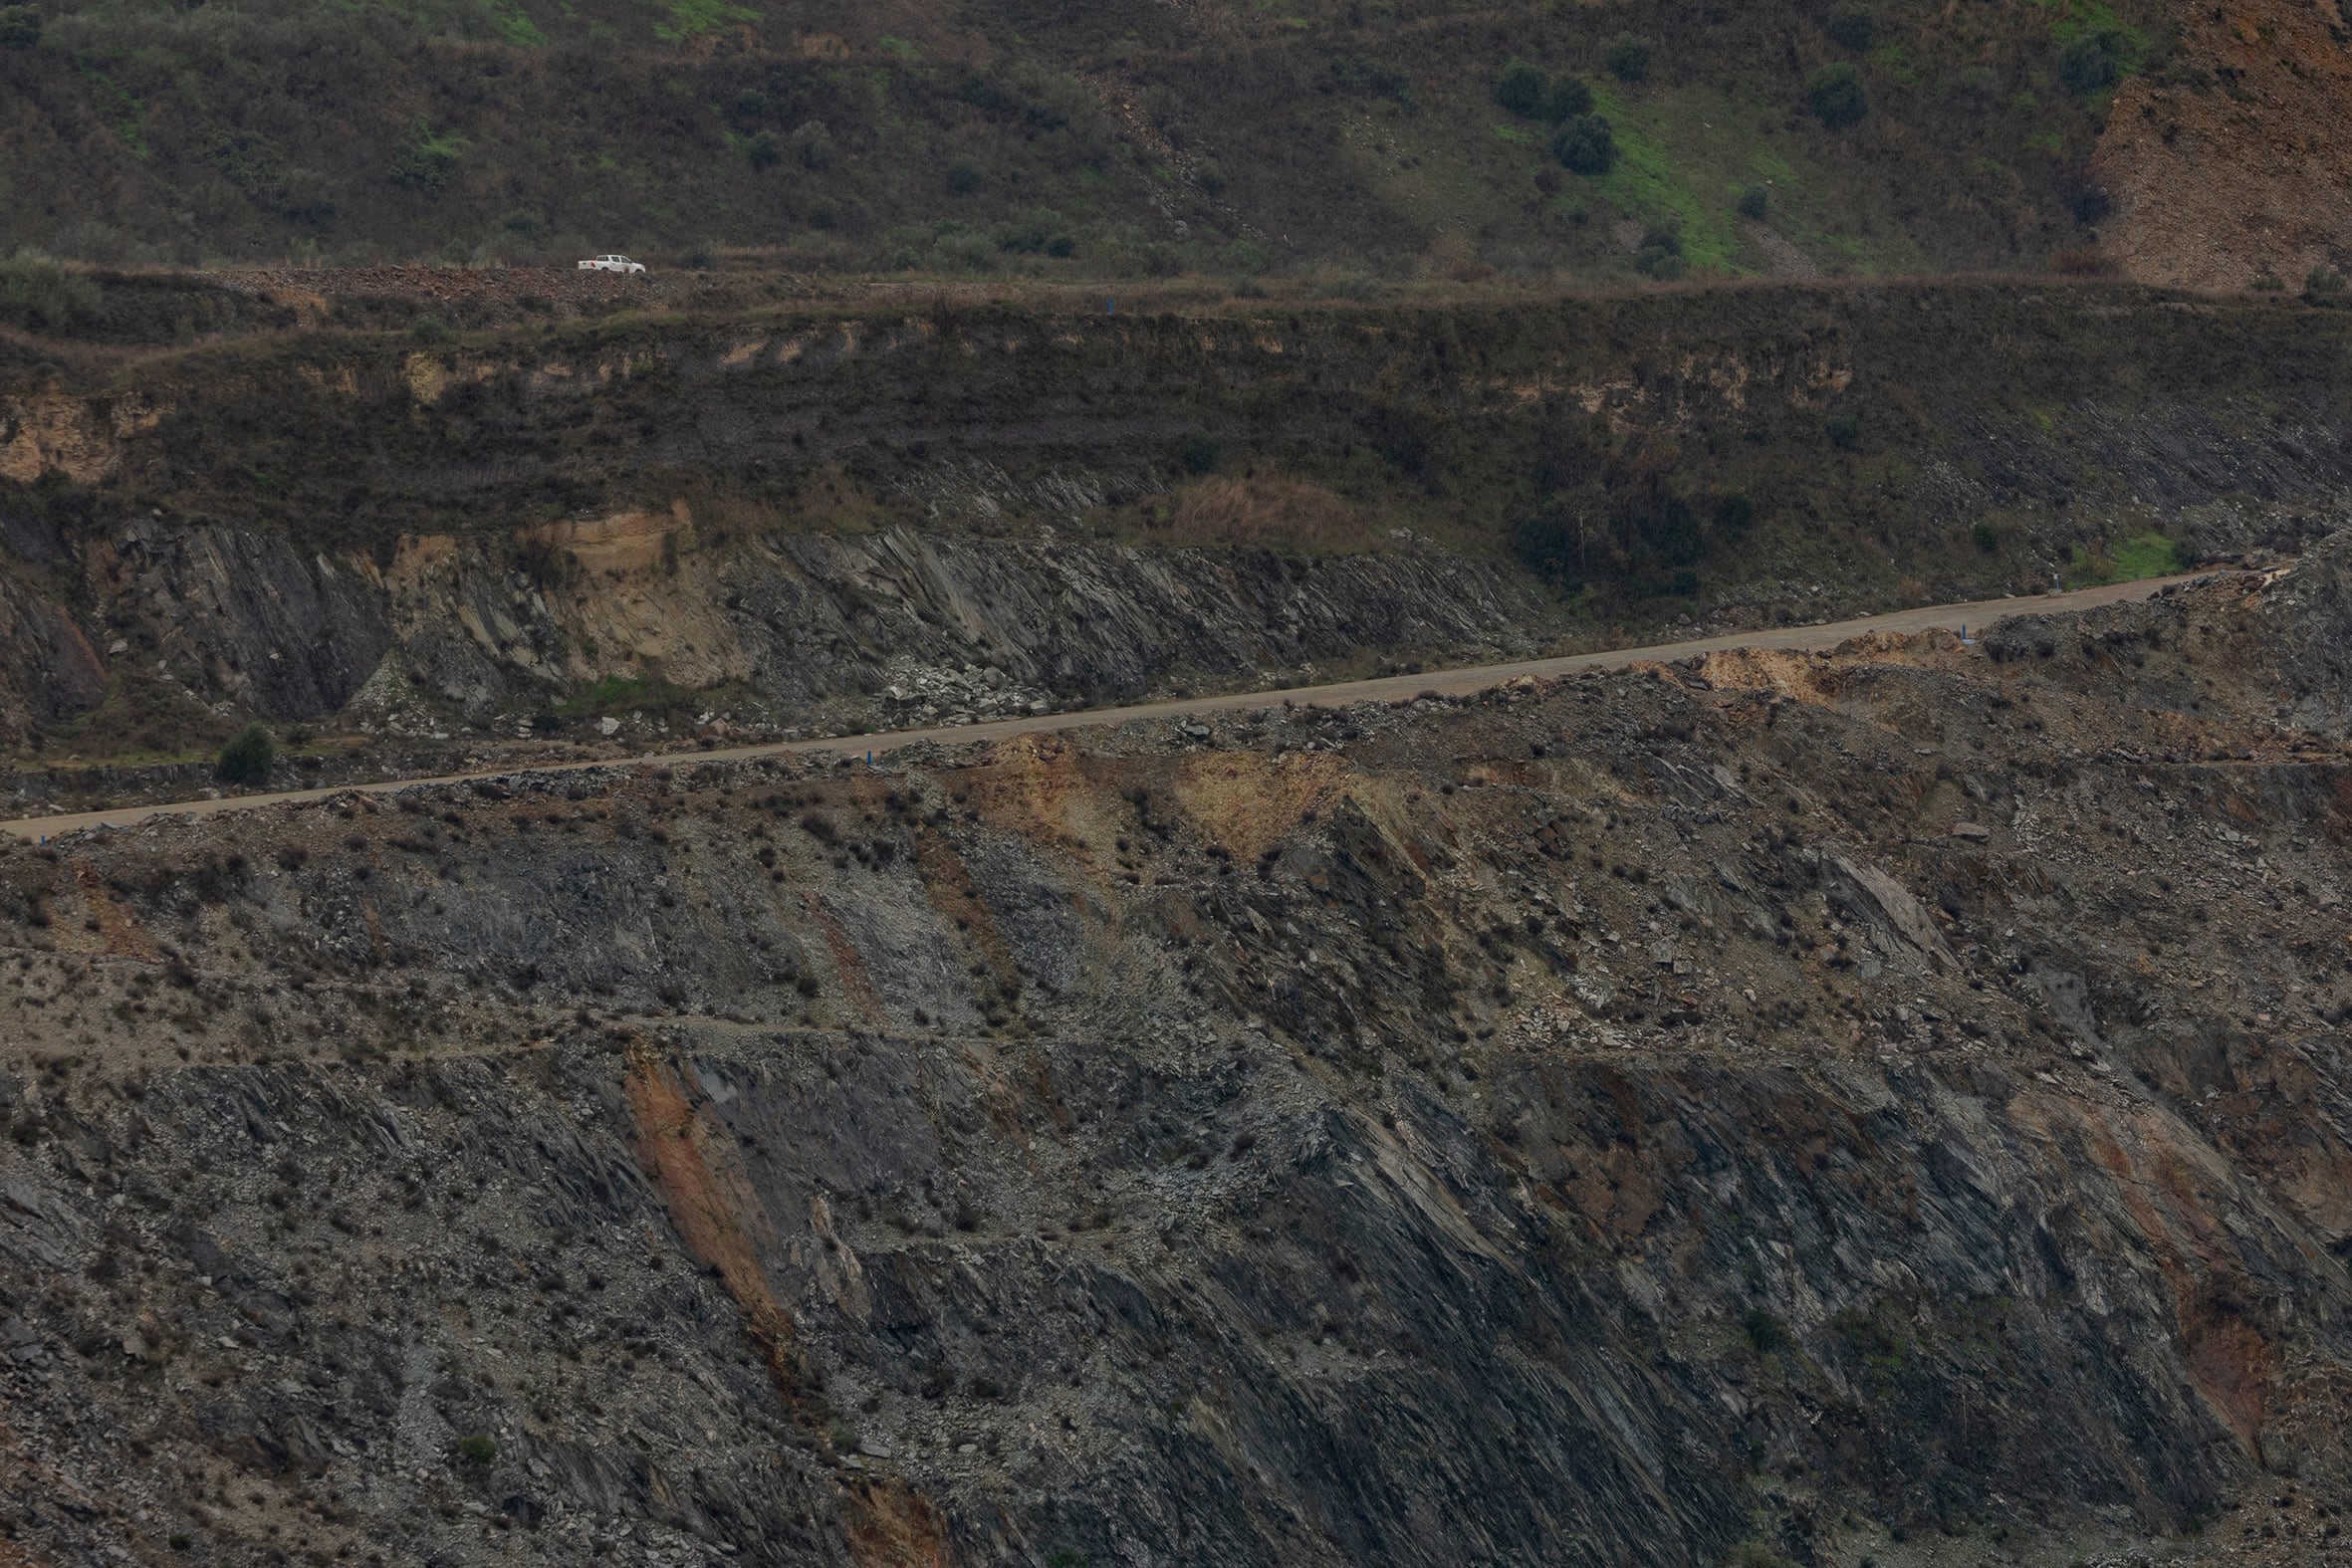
[1634,226,1686,280]
[790,120,834,171]
[1807,63,1869,126]
[1180,434,1221,475]
[1826,410,1862,449]
[0,252,102,335]
[390,123,465,193]
[1540,76,1595,122]
[215,725,276,787]
[1717,492,1755,535]
[1737,183,1768,220]
[1826,6,1877,53]
[2058,30,2124,97]
[2306,266,2346,301]
[944,161,983,195]
[1972,521,1999,553]
[1219,238,1269,275]
[1552,115,1617,175]
[1512,513,1582,589]
[0,4,39,48]
[454,1433,497,1466]
[747,130,781,170]
[1604,33,1651,83]
[1493,58,1547,118]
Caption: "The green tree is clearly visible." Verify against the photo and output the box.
[747,129,781,170]
[1826,6,1877,52]
[1737,183,1768,220]
[1807,63,1869,126]
[1552,114,1617,175]
[1493,58,1548,118]
[1539,76,1595,123]
[0,5,40,49]
[1604,33,1651,84]
[2058,30,2125,96]
[1635,225,1686,280]
[215,725,276,787]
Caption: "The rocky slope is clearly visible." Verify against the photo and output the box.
[2097,0,2352,291]
[2,539,2351,1565]
[4,282,2351,784]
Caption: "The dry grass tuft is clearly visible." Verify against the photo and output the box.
[1157,472,1378,553]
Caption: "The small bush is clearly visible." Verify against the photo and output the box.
[1716,492,1755,535]
[1219,238,1268,276]
[790,120,834,171]
[0,252,102,335]
[2058,30,2124,97]
[944,161,983,195]
[390,123,464,193]
[2306,266,2347,301]
[1512,513,1581,589]
[1552,115,1617,175]
[1972,521,1999,554]
[1539,76,1595,123]
[1737,183,1768,220]
[1180,434,1221,475]
[215,725,276,787]
[1826,411,1862,449]
[1605,33,1651,83]
[1493,58,1547,118]
[454,1433,497,1466]
[1807,63,1869,126]
[1634,226,1686,280]
[0,4,40,48]
[747,130,782,171]
[1826,6,1877,52]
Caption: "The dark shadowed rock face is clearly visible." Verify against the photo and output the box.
[0,570,105,746]
[0,554,2350,1565]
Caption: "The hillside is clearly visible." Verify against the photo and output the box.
[3,277,2349,794]
[0,0,2189,281]
[0,543,2350,1564]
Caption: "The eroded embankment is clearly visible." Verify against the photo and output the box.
[3,282,2350,768]
[1,547,2351,1564]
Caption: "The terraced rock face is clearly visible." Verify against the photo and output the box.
[2,549,2351,1565]
[6,283,2352,780]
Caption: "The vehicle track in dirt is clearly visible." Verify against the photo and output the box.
[0,573,2199,841]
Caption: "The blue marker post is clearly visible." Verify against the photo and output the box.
[1107,298,1115,317]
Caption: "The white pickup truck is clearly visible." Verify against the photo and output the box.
[578,255,645,275]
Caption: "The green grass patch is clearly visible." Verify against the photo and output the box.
[1587,85,1743,273]
[2108,533,2185,579]
[556,673,660,716]
[480,0,547,46]
[648,0,757,43]
[2066,533,2183,583]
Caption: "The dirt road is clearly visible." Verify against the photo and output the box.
[1,574,2197,841]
